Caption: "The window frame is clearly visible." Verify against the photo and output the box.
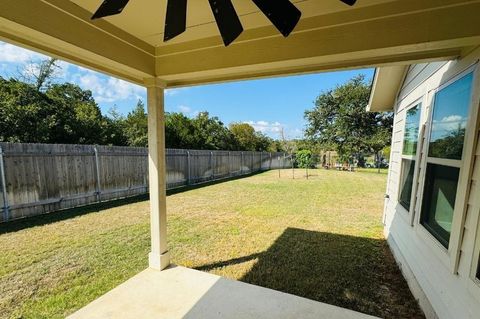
[414,64,479,273]
[472,213,480,285]
[398,101,423,218]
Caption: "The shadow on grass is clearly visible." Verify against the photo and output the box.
[0,171,266,235]
[195,227,424,319]
[0,194,149,235]
[166,170,265,196]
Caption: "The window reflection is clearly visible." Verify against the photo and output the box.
[428,73,473,160]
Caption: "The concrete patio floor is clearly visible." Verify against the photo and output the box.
[68,265,379,319]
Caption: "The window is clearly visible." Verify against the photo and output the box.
[420,72,474,248]
[399,104,421,211]
[420,164,460,247]
[403,106,421,156]
[429,73,473,160]
[399,159,416,210]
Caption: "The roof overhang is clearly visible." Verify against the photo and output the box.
[0,0,478,87]
[367,66,407,112]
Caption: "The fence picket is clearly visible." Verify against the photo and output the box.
[0,142,290,222]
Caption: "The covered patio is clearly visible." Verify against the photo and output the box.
[1,0,479,317]
[67,266,377,319]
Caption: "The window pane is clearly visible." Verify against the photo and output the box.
[420,163,460,248]
[399,159,416,211]
[403,105,421,156]
[429,72,473,160]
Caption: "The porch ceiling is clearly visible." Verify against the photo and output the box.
[0,0,479,86]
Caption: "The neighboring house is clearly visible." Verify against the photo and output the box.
[368,47,480,319]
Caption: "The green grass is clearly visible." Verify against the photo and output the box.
[0,169,423,319]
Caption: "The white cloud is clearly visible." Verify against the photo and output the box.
[77,72,145,103]
[242,120,304,139]
[0,42,46,63]
[178,105,192,113]
[55,60,70,78]
[244,120,283,134]
[432,114,467,134]
[165,88,187,96]
[176,104,199,117]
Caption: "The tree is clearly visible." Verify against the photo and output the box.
[229,123,258,151]
[0,69,283,151]
[104,107,128,146]
[165,112,197,149]
[21,58,60,91]
[304,75,393,162]
[254,132,274,152]
[123,100,148,147]
[429,126,466,159]
[296,149,315,168]
[191,112,236,150]
[0,77,122,145]
[46,83,108,144]
[0,78,55,143]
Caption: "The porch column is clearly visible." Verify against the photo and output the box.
[145,78,170,270]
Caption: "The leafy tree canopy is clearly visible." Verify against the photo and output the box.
[304,75,393,159]
[296,149,315,168]
[0,58,287,151]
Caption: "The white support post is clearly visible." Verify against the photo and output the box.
[145,78,170,271]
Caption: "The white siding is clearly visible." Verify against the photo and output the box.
[384,47,480,319]
[399,62,449,100]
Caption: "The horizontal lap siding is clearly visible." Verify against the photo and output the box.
[458,129,480,285]
[386,55,480,319]
[399,62,448,100]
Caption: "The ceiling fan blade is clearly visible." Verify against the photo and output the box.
[91,0,130,19]
[164,0,188,42]
[252,0,301,37]
[340,0,357,6]
[208,0,244,46]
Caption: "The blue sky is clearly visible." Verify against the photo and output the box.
[0,41,374,139]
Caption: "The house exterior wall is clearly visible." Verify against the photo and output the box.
[384,46,480,319]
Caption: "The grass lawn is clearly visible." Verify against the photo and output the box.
[0,168,423,319]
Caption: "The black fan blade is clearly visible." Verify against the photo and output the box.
[252,0,301,37]
[340,0,357,6]
[92,0,130,19]
[164,0,188,41]
[208,0,243,46]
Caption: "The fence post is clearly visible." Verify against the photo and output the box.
[270,152,272,169]
[241,152,244,175]
[210,151,214,180]
[0,146,9,222]
[228,151,231,176]
[93,146,102,202]
[187,151,191,185]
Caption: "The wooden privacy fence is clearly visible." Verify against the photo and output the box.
[0,143,291,222]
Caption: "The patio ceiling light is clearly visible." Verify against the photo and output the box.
[91,0,357,47]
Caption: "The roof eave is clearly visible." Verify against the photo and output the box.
[367,65,407,112]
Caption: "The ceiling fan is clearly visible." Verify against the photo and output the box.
[91,0,357,47]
